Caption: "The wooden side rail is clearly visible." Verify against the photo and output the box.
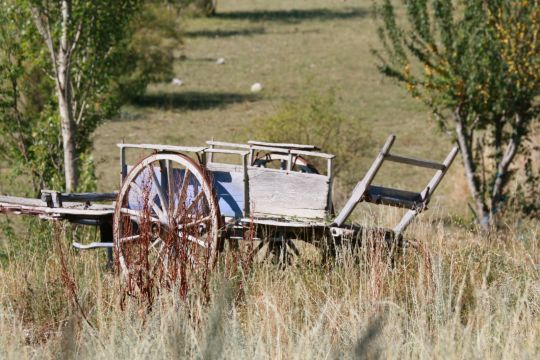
[41,190,117,208]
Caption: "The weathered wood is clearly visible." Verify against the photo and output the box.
[205,148,250,156]
[249,145,335,160]
[385,153,445,170]
[72,242,113,249]
[248,140,319,151]
[41,191,117,203]
[365,185,423,209]
[332,135,396,226]
[207,162,247,218]
[117,143,207,153]
[247,167,330,219]
[0,195,114,219]
[393,145,459,234]
[206,140,250,149]
[240,217,327,228]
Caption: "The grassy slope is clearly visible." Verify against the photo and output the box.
[93,0,465,215]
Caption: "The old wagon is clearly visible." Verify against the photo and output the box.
[0,135,458,275]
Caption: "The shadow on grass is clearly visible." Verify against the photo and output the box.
[213,7,368,23]
[185,27,266,38]
[131,91,258,111]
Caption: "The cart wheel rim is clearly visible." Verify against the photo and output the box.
[113,152,220,294]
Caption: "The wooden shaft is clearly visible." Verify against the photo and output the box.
[332,135,396,226]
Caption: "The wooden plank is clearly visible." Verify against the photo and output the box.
[206,140,250,149]
[240,217,326,228]
[204,148,250,156]
[247,167,329,219]
[385,153,445,170]
[117,143,207,153]
[249,145,335,159]
[365,185,423,209]
[50,192,117,202]
[248,140,319,151]
[0,197,114,218]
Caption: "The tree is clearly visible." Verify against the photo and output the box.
[373,0,540,228]
[0,0,182,194]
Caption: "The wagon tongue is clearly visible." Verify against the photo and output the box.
[332,135,458,236]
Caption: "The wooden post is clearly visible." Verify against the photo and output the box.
[326,158,334,214]
[120,146,127,185]
[242,153,250,217]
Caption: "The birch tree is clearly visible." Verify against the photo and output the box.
[29,0,141,192]
[373,0,540,228]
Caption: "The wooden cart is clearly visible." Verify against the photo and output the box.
[0,135,458,273]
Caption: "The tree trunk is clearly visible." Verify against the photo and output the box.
[57,83,78,193]
[453,107,489,229]
[56,0,78,192]
[490,113,523,220]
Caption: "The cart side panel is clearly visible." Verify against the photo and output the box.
[247,167,329,219]
[207,163,246,218]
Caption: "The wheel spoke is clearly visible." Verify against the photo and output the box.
[119,234,140,243]
[178,215,211,229]
[147,164,168,212]
[177,169,191,208]
[119,207,163,225]
[179,231,208,248]
[286,238,301,257]
[130,182,167,223]
[166,160,173,210]
[184,191,205,215]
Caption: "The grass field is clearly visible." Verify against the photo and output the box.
[1,1,539,359]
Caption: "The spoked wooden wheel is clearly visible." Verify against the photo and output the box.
[113,153,220,298]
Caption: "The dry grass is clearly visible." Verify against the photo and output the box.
[0,213,538,359]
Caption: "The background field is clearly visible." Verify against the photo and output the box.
[93,0,464,217]
[0,1,538,359]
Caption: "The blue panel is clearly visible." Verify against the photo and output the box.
[211,171,244,218]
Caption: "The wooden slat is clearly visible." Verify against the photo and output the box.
[385,153,445,170]
[204,148,250,156]
[248,140,319,151]
[0,195,114,218]
[52,192,117,202]
[240,217,327,228]
[250,145,335,159]
[206,140,250,149]
[117,143,207,153]
[365,185,423,209]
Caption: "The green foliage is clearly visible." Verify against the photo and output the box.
[120,1,184,100]
[373,0,540,225]
[254,91,373,190]
[0,0,182,194]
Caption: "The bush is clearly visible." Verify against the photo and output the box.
[253,91,374,200]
